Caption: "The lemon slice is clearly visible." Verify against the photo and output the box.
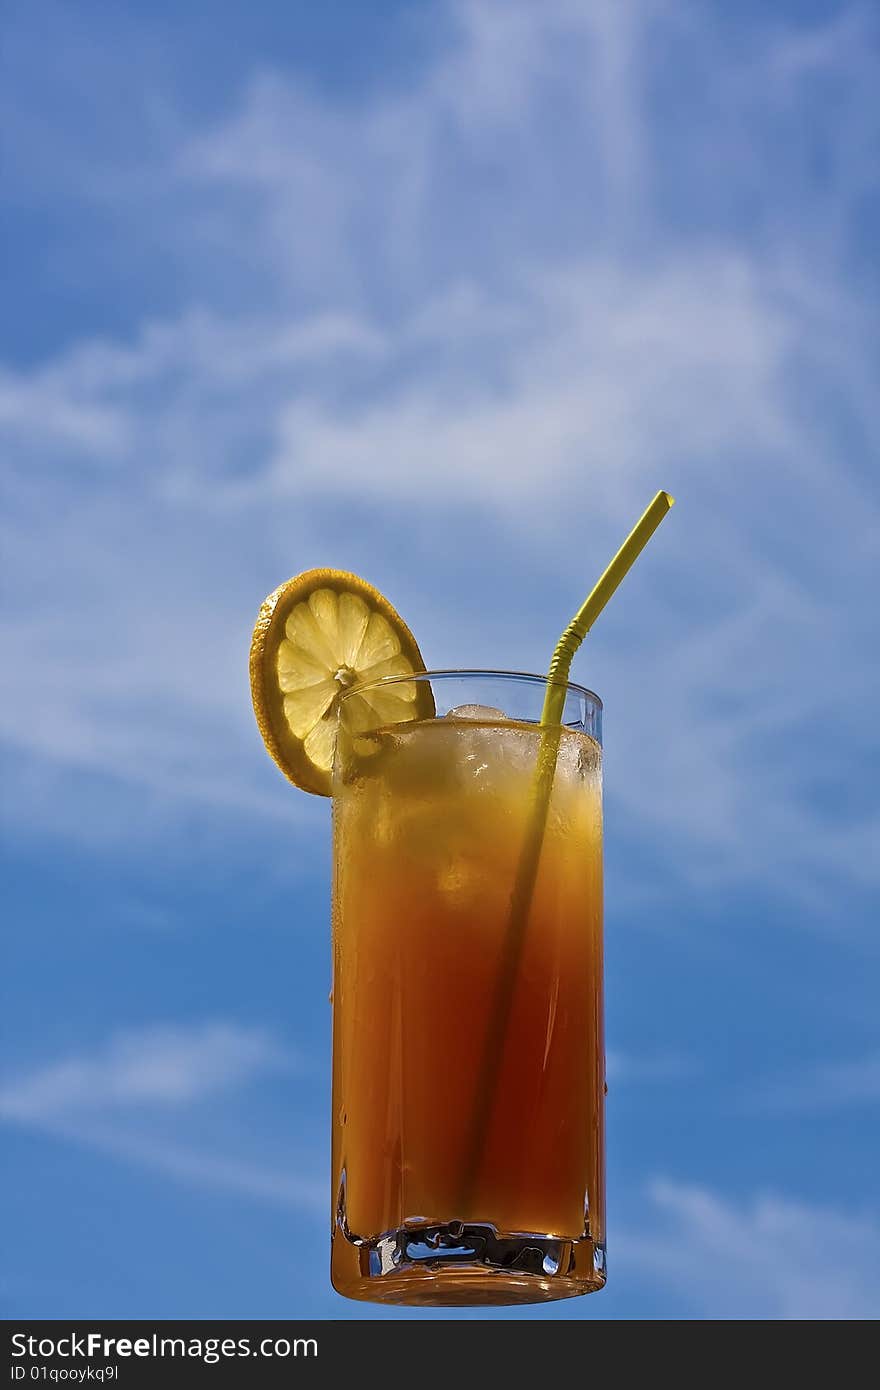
[249,568,433,795]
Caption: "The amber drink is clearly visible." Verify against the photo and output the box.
[330,671,604,1306]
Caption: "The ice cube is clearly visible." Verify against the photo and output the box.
[444,704,509,721]
[436,859,481,909]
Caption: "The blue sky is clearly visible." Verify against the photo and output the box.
[2,0,879,1321]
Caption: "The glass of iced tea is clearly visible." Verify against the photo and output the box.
[330,671,605,1306]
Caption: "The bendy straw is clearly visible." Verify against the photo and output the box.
[459,491,675,1208]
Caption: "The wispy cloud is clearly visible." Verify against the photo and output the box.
[47,1126,326,1212]
[0,1023,292,1122]
[0,1025,324,1211]
[621,1179,880,1319]
[748,1051,880,1114]
[606,1050,698,1085]
[1,0,878,913]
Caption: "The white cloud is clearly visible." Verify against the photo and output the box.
[750,1051,880,1113]
[0,1023,291,1121]
[52,1126,326,1212]
[0,371,129,455]
[622,1179,880,1319]
[1,0,877,912]
[606,1050,698,1085]
[0,1024,324,1211]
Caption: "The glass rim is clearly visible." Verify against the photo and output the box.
[341,667,603,709]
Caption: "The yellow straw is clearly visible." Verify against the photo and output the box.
[541,490,675,723]
[459,490,675,1211]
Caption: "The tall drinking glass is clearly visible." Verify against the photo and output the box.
[330,671,604,1306]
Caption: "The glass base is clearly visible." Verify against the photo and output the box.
[331,1218,606,1307]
